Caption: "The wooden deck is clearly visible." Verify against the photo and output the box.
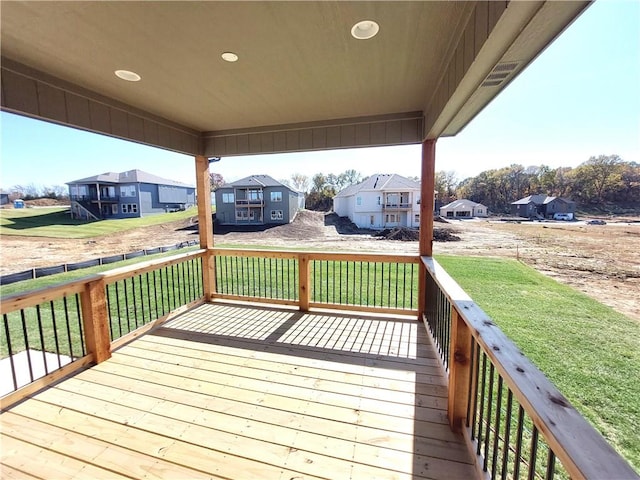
[1,302,477,479]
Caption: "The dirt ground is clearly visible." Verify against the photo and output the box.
[1,210,638,322]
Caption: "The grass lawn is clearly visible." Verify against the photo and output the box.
[0,206,199,238]
[436,255,640,472]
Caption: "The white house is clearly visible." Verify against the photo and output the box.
[333,174,421,229]
[439,199,488,218]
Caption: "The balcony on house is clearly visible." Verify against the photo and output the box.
[383,192,413,210]
[235,187,265,206]
[1,249,635,479]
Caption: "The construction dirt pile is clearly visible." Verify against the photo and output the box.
[324,213,366,234]
[373,227,461,242]
[433,228,461,242]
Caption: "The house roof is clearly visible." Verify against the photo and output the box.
[335,174,420,198]
[511,195,575,206]
[1,2,590,158]
[67,169,194,188]
[223,175,289,189]
[441,199,486,210]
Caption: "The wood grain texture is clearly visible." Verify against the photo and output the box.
[1,302,477,479]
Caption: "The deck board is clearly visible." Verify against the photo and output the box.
[1,302,477,479]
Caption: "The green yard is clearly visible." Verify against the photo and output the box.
[436,255,640,472]
[0,206,198,238]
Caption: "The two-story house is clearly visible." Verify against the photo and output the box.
[510,194,576,219]
[215,175,304,226]
[67,169,195,220]
[333,174,421,229]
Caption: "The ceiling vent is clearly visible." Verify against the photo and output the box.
[481,61,521,88]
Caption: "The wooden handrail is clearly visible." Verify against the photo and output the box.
[421,256,638,480]
[0,250,208,315]
[212,247,419,264]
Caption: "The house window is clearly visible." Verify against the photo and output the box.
[248,189,263,202]
[112,204,119,215]
[120,185,136,197]
[270,191,282,202]
[271,210,283,220]
[236,210,255,220]
[121,203,138,214]
[377,196,381,205]
[385,214,397,223]
[356,196,362,206]
[415,214,420,223]
[477,209,483,214]
[222,193,235,203]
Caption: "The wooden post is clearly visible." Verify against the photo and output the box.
[298,254,310,311]
[80,278,111,363]
[195,155,216,300]
[418,138,436,318]
[448,307,473,433]
[419,139,436,257]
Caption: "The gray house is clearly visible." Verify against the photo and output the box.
[510,194,575,219]
[67,169,195,220]
[215,175,304,226]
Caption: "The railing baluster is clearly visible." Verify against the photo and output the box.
[514,405,526,479]
[19,310,34,382]
[528,427,540,480]
[477,352,488,456]
[35,305,48,375]
[491,376,504,478]
[501,389,514,480]
[483,363,496,472]
[49,300,62,369]
[545,448,557,480]
[74,295,86,357]
[3,313,18,391]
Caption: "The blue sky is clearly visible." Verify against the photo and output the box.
[1,0,638,190]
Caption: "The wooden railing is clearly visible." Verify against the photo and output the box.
[0,250,207,410]
[212,248,419,315]
[421,256,637,480]
[2,247,637,479]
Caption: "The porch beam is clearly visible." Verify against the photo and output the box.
[419,139,436,257]
[195,155,216,299]
[418,139,436,319]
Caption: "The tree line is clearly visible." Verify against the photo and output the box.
[5,183,69,201]
[211,154,638,214]
[443,155,639,213]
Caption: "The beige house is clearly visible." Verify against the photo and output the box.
[440,199,488,218]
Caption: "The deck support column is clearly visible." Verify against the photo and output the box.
[195,155,216,300]
[80,278,111,363]
[418,139,436,319]
[298,254,310,311]
[448,307,473,432]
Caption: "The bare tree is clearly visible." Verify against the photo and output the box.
[290,173,310,193]
[209,172,225,191]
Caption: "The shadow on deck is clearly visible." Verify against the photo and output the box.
[1,302,477,479]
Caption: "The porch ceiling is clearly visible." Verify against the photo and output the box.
[1,1,589,156]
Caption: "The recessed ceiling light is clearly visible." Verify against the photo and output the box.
[115,70,141,82]
[221,52,239,62]
[351,20,379,40]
